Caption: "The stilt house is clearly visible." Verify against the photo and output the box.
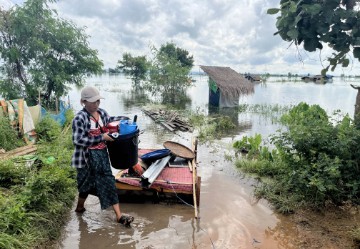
[200,66,254,108]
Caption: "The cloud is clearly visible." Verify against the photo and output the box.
[2,0,359,75]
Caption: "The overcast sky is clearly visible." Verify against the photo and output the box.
[1,0,360,75]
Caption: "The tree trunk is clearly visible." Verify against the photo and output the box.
[342,0,358,9]
[350,84,360,119]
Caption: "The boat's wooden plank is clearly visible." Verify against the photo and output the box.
[115,182,143,191]
[115,181,193,195]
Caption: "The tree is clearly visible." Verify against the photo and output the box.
[0,0,103,108]
[159,42,194,69]
[146,43,193,105]
[268,0,360,74]
[116,53,149,83]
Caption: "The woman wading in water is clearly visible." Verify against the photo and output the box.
[71,86,134,227]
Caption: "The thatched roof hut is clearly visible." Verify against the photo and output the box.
[200,66,254,107]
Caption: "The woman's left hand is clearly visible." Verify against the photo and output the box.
[102,133,114,142]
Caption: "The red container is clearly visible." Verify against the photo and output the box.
[107,121,120,133]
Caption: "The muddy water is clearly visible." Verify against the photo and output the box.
[58,75,357,249]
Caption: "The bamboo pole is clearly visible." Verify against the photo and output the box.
[191,136,198,219]
[187,160,193,172]
[191,158,198,218]
[38,89,41,105]
[55,97,59,114]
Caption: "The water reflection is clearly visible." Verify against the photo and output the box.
[122,84,151,108]
[208,105,253,138]
[208,106,239,123]
[162,91,191,108]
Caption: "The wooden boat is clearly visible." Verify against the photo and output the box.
[114,138,201,218]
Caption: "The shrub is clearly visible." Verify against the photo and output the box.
[35,115,62,142]
[0,160,30,189]
[0,116,25,151]
[64,109,74,128]
[271,103,360,206]
[235,102,360,211]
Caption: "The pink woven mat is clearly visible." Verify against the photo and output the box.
[116,149,193,193]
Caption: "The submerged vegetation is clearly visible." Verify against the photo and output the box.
[189,110,236,141]
[0,111,76,249]
[237,103,291,115]
[187,103,291,141]
[237,103,292,122]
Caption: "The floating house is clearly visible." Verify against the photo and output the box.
[200,66,254,108]
[301,75,333,83]
[244,73,262,82]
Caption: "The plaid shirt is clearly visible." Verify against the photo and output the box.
[71,108,118,168]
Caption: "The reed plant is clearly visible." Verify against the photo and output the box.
[237,103,292,122]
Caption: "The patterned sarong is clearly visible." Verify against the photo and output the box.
[77,148,119,210]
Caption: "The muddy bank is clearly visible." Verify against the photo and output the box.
[286,204,359,249]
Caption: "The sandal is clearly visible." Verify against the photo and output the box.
[118,215,134,227]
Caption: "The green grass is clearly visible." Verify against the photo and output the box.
[0,111,76,249]
[234,159,280,177]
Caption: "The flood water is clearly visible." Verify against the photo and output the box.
[58,75,358,249]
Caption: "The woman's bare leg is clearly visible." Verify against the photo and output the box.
[75,197,87,212]
[113,203,121,221]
